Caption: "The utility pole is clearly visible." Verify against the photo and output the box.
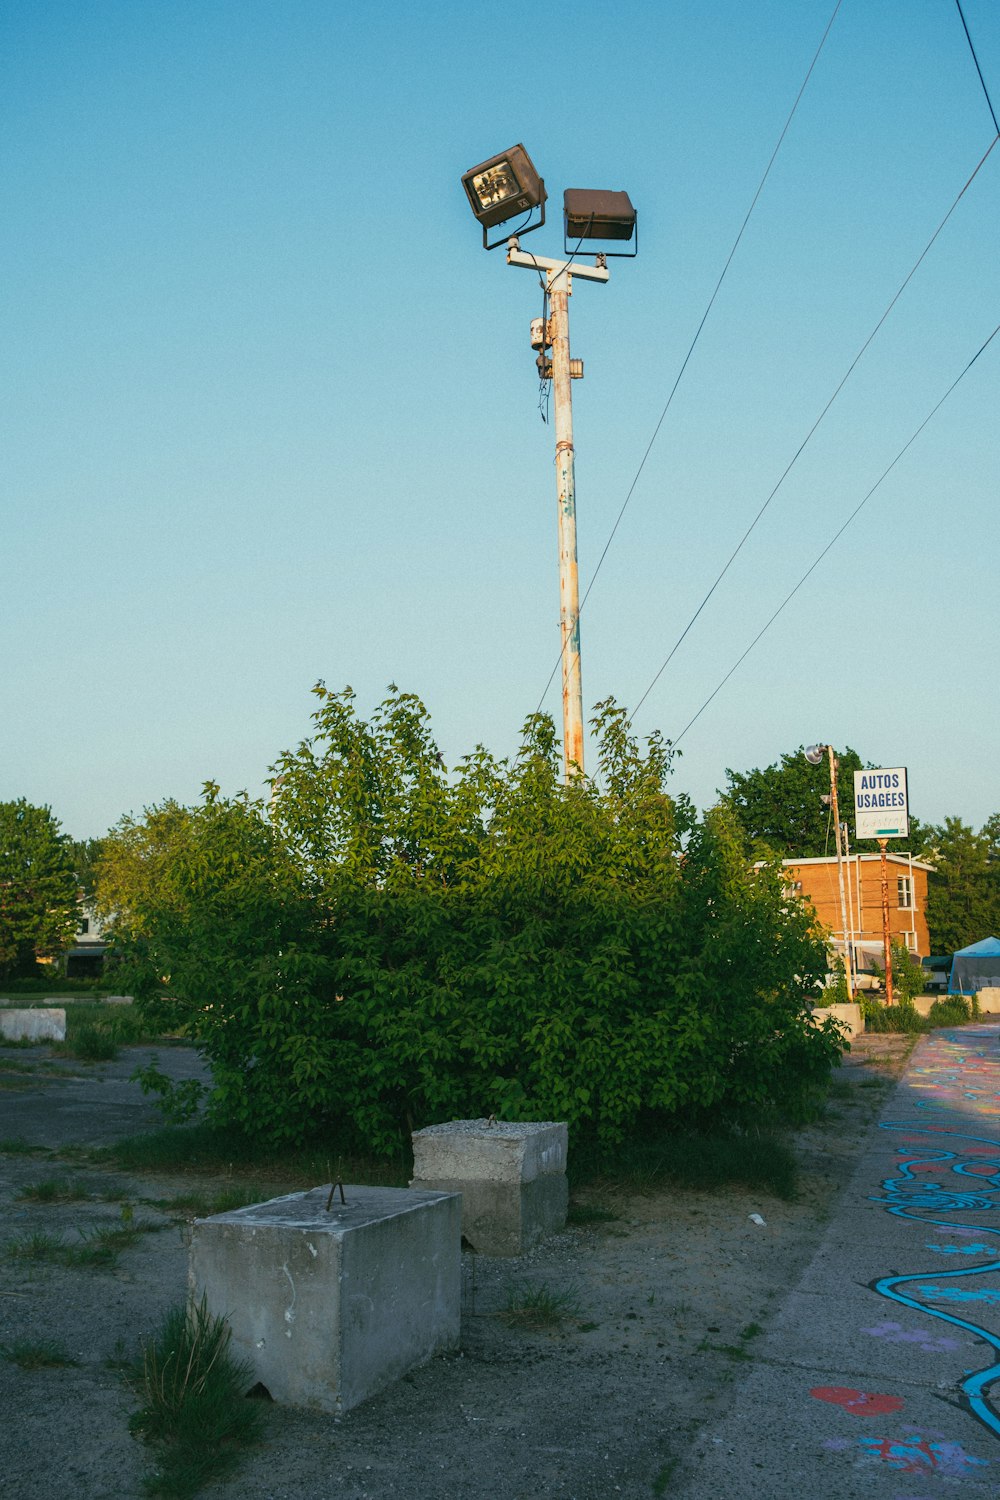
[507,237,609,782]
[826,744,855,1000]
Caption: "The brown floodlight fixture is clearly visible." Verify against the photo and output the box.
[462,144,546,249]
[563,188,637,257]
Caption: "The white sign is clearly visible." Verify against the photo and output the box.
[854,767,909,840]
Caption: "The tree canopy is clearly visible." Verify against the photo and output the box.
[0,799,80,978]
[920,816,1000,954]
[720,746,928,859]
[97,685,842,1152]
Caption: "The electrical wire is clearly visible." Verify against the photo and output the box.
[660,320,1000,750]
[956,0,1000,134]
[534,0,844,712]
[630,128,999,721]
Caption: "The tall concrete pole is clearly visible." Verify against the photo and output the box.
[548,266,584,780]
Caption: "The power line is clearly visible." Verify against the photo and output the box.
[630,129,999,720]
[956,0,1000,134]
[534,0,844,713]
[663,321,1000,750]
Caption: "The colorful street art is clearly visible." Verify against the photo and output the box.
[870,1028,1000,1441]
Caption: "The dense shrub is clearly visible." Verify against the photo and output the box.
[927,995,974,1027]
[862,998,926,1034]
[98,687,843,1153]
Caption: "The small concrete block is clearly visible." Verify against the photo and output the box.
[0,1008,66,1043]
[411,1119,568,1256]
[811,1001,863,1038]
[189,1184,461,1414]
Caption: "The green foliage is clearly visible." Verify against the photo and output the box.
[0,1338,78,1369]
[928,995,974,1028]
[499,1282,582,1331]
[0,800,80,979]
[862,998,925,1034]
[67,836,107,905]
[922,816,1000,953]
[720,746,931,858]
[871,941,926,1004]
[720,745,864,857]
[99,686,842,1154]
[129,1298,263,1499]
[132,1061,206,1125]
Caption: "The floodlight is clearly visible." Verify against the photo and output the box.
[461,144,546,249]
[563,189,637,256]
[804,744,826,766]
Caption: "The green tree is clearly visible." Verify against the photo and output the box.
[0,800,80,978]
[99,687,842,1152]
[720,746,929,859]
[67,837,107,904]
[922,816,1000,954]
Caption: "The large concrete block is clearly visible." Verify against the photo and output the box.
[410,1119,568,1256]
[810,1002,863,1039]
[978,987,1000,1013]
[189,1184,460,1414]
[0,1008,66,1043]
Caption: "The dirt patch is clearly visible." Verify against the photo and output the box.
[0,1038,909,1499]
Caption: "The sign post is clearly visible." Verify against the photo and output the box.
[854,769,909,1005]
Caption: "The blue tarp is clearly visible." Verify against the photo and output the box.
[948,937,1000,994]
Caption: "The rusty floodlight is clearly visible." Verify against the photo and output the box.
[462,143,546,249]
[563,189,637,257]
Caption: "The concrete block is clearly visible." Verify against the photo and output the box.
[810,1002,863,1039]
[102,995,134,1005]
[0,1008,66,1043]
[411,1119,568,1256]
[189,1184,461,1414]
[978,987,1000,1013]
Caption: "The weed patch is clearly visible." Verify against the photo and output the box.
[18,1177,92,1203]
[0,1338,78,1374]
[498,1282,582,1332]
[1,1337,78,1369]
[129,1298,264,1499]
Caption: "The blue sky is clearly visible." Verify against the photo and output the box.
[3,0,998,840]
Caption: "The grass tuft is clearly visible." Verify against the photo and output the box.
[129,1298,264,1498]
[1,1337,78,1369]
[18,1177,92,1203]
[498,1282,582,1332]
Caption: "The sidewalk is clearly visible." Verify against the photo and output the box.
[673,1024,1000,1497]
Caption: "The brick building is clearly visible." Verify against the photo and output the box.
[780,852,934,966]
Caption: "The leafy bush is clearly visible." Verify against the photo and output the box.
[862,998,925,1034]
[871,941,927,1004]
[98,687,843,1153]
[0,976,104,995]
[928,995,973,1028]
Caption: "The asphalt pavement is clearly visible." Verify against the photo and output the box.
[675,1023,1000,1498]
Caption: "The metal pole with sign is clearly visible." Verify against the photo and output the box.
[854,768,910,1006]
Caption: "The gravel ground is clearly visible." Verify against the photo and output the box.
[0,1036,914,1500]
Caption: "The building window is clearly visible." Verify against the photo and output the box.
[79,917,90,935]
[897,877,912,910]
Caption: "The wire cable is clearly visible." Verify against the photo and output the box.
[630,129,999,720]
[662,320,1000,749]
[956,0,1000,134]
[534,0,844,712]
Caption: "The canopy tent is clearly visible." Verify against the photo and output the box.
[948,937,1000,994]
